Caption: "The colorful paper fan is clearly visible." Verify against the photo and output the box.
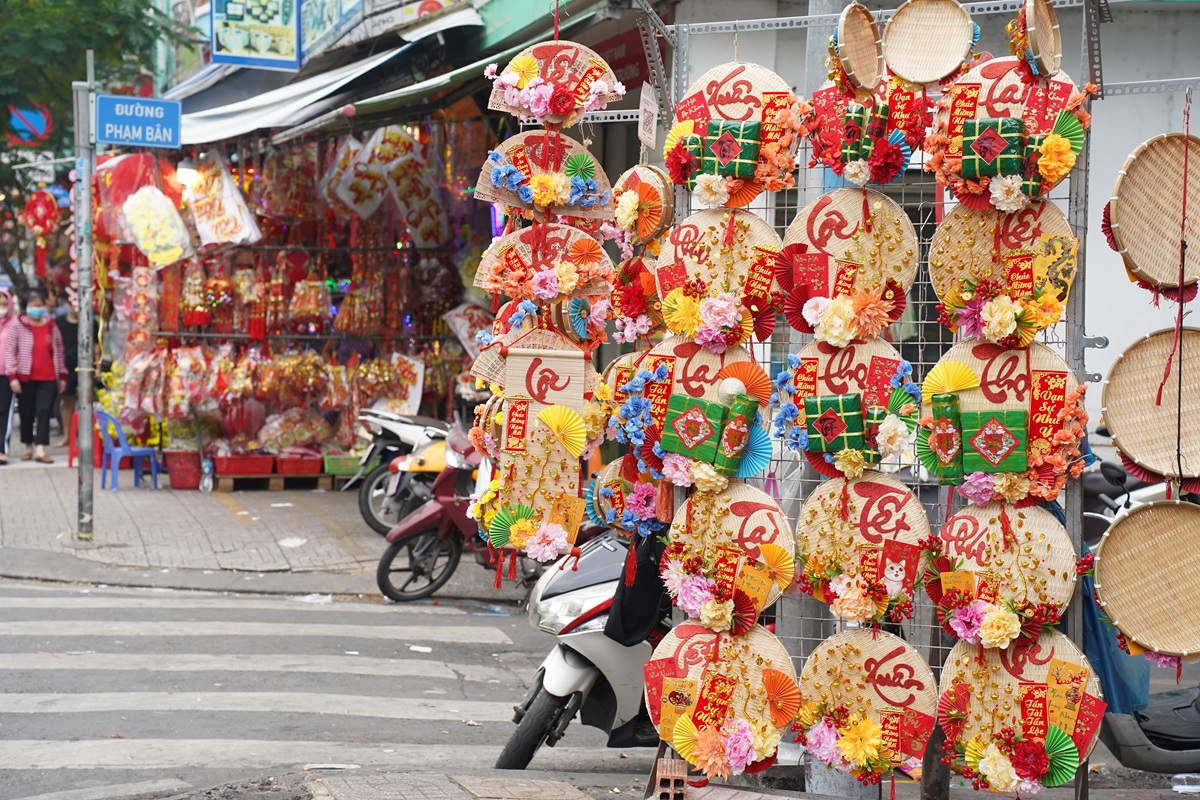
[634,182,664,241]
[1051,110,1086,156]
[880,129,914,185]
[736,307,755,346]
[915,428,948,479]
[783,285,815,333]
[538,405,587,458]
[637,427,664,474]
[806,450,843,479]
[883,279,907,323]
[564,152,596,181]
[758,543,796,588]
[921,359,980,404]
[1016,313,1039,347]
[762,668,802,728]
[489,504,536,548]
[887,386,919,425]
[735,423,773,479]
[718,362,773,404]
[952,183,994,212]
[568,297,591,339]
[1043,725,1081,787]
[744,753,777,774]
[584,480,605,527]
[672,713,701,762]
[773,243,809,292]
[663,120,696,161]
[731,589,758,635]
[569,237,604,266]
[725,177,764,209]
[937,683,971,741]
[742,293,777,341]
[964,735,987,771]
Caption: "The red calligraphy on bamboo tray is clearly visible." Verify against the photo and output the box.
[1029,370,1068,457]
[793,357,818,398]
[864,645,927,707]
[942,512,988,566]
[864,355,900,408]
[855,481,915,545]
[819,343,869,396]
[974,342,1031,404]
[759,92,792,149]
[946,84,982,156]
[806,194,861,251]
[1019,682,1050,742]
[504,398,530,452]
[692,672,738,728]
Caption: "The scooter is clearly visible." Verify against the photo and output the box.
[381,435,447,538]
[496,532,667,770]
[351,408,448,535]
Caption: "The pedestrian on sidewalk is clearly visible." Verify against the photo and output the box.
[4,287,67,464]
[0,288,15,464]
[55,302,82,449]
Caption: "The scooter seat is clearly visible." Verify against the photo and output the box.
[1136,687,1200,751]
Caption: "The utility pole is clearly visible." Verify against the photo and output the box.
[72,51,96,540]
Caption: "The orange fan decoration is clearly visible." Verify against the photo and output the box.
[717,362,773,403]
[762,668,801,728]
[634,182,663,241]
[569,237,603,266]
[725,177,764,209]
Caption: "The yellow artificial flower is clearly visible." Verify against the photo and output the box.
[554,260,579,294]
[508,517,538,548]
[1038,133,1077,184]
[508,55,540,89]
[593,383,612,402]
[662,288,701,337]
[615,190,640,232]
[529,174,560,208]
[992,472,1030,503]
[980,604,1023,649]
[700,599,733,632]
[690,462,729,494]
[834,448,866,479]
[1033,292,1065,327]
[836,715,883,766]
[488,382,504,398]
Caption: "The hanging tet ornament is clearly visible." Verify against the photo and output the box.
[484,41,626,129]
[21,190,60,277]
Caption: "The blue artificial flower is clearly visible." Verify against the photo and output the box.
[773,371,792,389]
[652,443,666,460]
[586,178,598,192]
[506,171,525,192]
[903,382,922,402]
[897,360,913,377]
[786,353,801,370]
[653,364,670,382]
[569,176,587,205]
[770,392,779,406]
[782,382,797,395]
[599,190,612,206]
[508,309,527,326]
[650,467,664,481]
[754,411,763,426]
[579,196,596,209]
[518,300,538,315]
[823,452,836,463]
[488,150,503,163]
[621,509,639,529]
[779,402,800,423]
[490,167,506,188]
[605,509,617,524]
[889,373,903,389]
[607,417,618,429]
[599,487,614,499]
[628,429,646,447]
[474,330,494,345]
[623,419,643,434]
[517,185,533,204]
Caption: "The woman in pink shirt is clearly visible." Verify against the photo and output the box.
[0,288,14,464]
[4,288,66,463]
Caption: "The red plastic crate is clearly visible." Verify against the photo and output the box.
[275,456,322,476]
[213,455,275,475]
[164,450,202,490]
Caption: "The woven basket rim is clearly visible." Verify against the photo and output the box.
[799,628,939,717]
[838,3,884,91]
[1025,0,1063,76]
[1094,501,1200,656]
[882,0,975,86]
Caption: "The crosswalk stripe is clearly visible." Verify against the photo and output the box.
[0,652,507,681]
[0,692,515,721]
[0,596,467,615]
[0,620,512,643]
[0,740,658,772]
[11,779,193,800]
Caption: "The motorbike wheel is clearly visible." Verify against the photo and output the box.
[377,531,462,602]
[495,688,568,770]
[359,463,402,535]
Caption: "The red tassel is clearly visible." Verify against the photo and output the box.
[492,292,499,315]
[890,773,896,800]
[559,546,582,572]
[624,540,638,586]
[687,779,709,789]
[1000,507,1015,551]
[494,552,504,589]
[508,550,518,580]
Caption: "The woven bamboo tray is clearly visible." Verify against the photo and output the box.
[882,0,975,85]
[928,200,1076,304]
[475,130,613,220]
[656,209,781,302]
[1025,0,1062,76]
[923,339,1078,416]
[1101,327,1200,479]
[1094,501,1200,656]
[794,337,906,402]
[488,40,623,126]
[675,61,793,125]
[1108,133,1200,289]
[838,3,884,92]
[647,337,754,405]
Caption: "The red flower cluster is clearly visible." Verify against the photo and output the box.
[613,283,648,318]
[867,138,906,184]
[972,278,1005,302]
[1011,739,1050,781]
[888,598,915,622]
[665,141,699,185]
[548,85,576,116]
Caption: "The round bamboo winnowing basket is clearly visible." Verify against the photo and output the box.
[648,622,795,733]
[882,0,976,86]
[591,455,636,532]
[645,338,753,406]
[1094,502,1200,656]
[676,61,794,126]
[1101,328,1200,479]
[798,629,938,760]
[928,200,1076,304]
[1025,0,1063,76]
[939,629,1104,758]
[656,209,782,301]
[782,188,919,296]
[793,337,906,402]
[1108,133,1200,290]
[939,502,1077,612]
[922,340,1079,417]
[838,3,884,92]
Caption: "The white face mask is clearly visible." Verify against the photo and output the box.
[0,306,8,318]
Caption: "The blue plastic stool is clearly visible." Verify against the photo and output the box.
[95,410,161,492]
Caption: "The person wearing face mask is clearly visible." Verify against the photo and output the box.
[0,288,15,464]
[4,287,67,463]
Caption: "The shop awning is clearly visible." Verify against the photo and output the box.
[397,6,483,42]
[180,45,411,145]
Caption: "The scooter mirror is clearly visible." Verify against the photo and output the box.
[1100,461,1128,488]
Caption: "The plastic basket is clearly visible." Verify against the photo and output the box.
[323,454,373,475]
[163,450,202,490]
[276,456,323,476]
[213,455,275,476]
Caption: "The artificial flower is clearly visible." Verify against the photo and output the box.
[806,718,845,767]
[1038,133,1077,184]
[588,298,610,329]
[695,325,730,354]
[834,448,866,479]
[699,293,742,330]
[678,575,716,617]
[802,296,832,327]
[978,743,1020,793]
[843,159,870,187]
[662,453,694,487]
[751,718,783,762]
[613,314,652,343]
[956,296,986,340]
[867,138,906,184]
[526,522,568,562]
[528,173,563,208]
[693,173,731,209]
[507,55,540,89]
[1031,292,1065,327]
[662,289,701,337]
[627,481,658,520]
[508,517,538,549]
[614,190,640,231]
[1016,778,1044,796]
[993,472,1030,503]
[666,140,699,185]
[814,296,857,348]
[691,461,729,494]
[548,84,576,116]
[981,295,1020,342]
[959,471,996,505]
[483,63,498,80]
[553,260,579,294]
[851,287,895,339]
[830,575,875,623]
[1146,651,1182,669]
[836,715,883,766]
[531,270,560,300]
[979,604,1023,649]
[700,598,734,632]
[875,415,912,459]
[662,558,687,598]
[948,599,988,644]
[989,174,1029,213]
[1011,739,1050,781]
[722,718,756,775]
[693,725,732,780]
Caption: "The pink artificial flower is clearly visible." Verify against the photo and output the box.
[699,293,741,330]
[526,522,569,562]
[695,325,729,354]
[802,296,832,327]
[805,718,846,768]
[722,718,756,775]
[526,83,553,117]
[826,573,850,602]
[949,599,988,644]
[677,575,715,617]
[588,298,611,328]
[1145,652,1182,670]
[662,558,687,598]
[956,296,987,340]
[611,80,627,96]
[613,314,651,344]
[484,63,498,79]
[532,270,560,300]
[661,454,694,487]
[627,481,657,521]
[959,471,995,506]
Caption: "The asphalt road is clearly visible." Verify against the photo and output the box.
[0,578,656,800]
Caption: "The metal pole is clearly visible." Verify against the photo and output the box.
[73,51,95,540]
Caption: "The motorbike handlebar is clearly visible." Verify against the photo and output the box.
[1097,492,1122,513]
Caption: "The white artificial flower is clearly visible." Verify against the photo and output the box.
[843,159,870,187]
[875,414,913,459]
[981,296,1020,342]
[813,296,856,349]
[693,173,730,209]
[989,174,1029,213]
[614,190,640,231]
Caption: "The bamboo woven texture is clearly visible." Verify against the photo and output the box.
[1109,133,1200,289]
[781,187,920,294]
[1094,501,1200,656]
[1101,327,1200,479]
[676,62,794,124]
[647,337,754,405]
[928,201,1075,304]
[881,0,975,85]
[1026,0,1062,76]
[474,130,613,220]
[939,629,1103,758]
[923,340,1078,415]
[939,502,1078,612]
[487,40,623,125]
[794,338,907,400]
[838,4,884,92]
[656,209,782,302]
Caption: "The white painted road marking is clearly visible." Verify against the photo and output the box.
[0,620,511,643]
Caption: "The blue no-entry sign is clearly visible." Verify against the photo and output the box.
[94,95,182,149]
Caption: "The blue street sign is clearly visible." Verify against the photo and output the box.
[94,95,182,149]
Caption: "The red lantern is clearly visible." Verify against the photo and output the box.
[21,190,60,277]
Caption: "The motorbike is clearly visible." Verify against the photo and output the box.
[496,532,667,770]
[350,407,448,535]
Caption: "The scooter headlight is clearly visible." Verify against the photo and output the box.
[532,582,616,635]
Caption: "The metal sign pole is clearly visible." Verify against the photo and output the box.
[73,51,95,540]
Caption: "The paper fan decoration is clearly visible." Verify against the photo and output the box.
[782,285,814,334]
[921,360,980,404]
[486,41,625,126]
[1044,725,1081,787]
[583,480,605,527]
[476,130,613,220]
[637,427,664,475]
[568,297,591,339]
[758,543,796,589]
[937,682,971,741]
[742,292,777,341]
[1051,109,1085,155]
[730,590,758,636]
[735,424,773,479]
[805,450,844,479]
[671,713,700,762]
[717,362,772,404]
[538,405,587,458]
[762,668,801,728]
[724,177,764,209]
[474,224,616,304]
[488,504,536,548]
[662,120,696,160]
[613,166,672,246]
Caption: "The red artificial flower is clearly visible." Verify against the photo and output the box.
[548,85,576,116]
[665,140,699,185]
[867,138,906,185]
[1011,740,1050,781]
[613,283,648,318]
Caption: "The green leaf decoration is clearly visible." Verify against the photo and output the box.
[887,387,918,427]
[1051,110,1085,156]
[564,152,596,181]
[1043,724,1081,787]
